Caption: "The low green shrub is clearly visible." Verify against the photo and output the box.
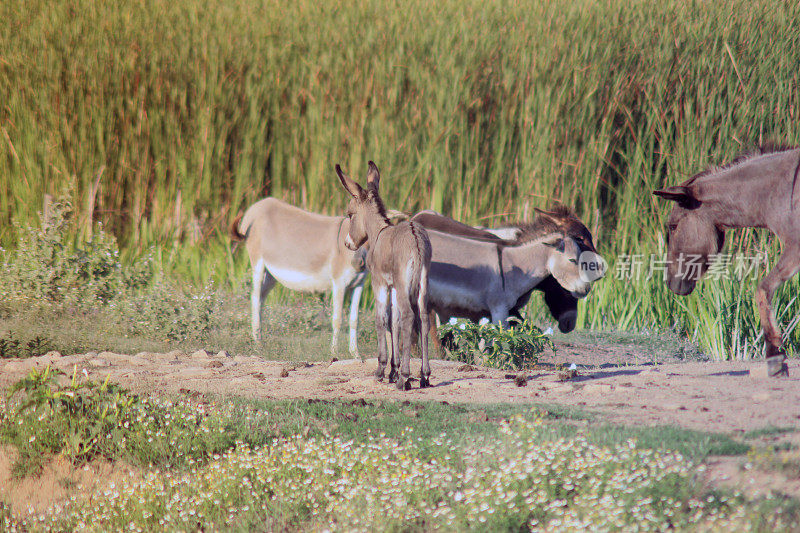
[0,193,225,345]
[0,333,53,359]
[0,195,150,312]
[0,365,136,476]
[438,318,554,370]
[111,277,221,342]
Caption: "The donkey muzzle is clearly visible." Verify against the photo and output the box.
[568,283,592,299]
[344,234,358,251]
[557,309,577,333]
[667,276,696,296]
[350,246,368,270]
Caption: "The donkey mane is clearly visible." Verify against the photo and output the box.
[688,144,800,184]
[368,189,391,224]
[505,205,579,246]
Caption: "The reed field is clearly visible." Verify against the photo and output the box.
[2,0,800,359]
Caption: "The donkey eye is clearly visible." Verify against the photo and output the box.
[569,258,578,265]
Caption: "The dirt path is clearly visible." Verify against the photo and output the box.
[2,345,799,435]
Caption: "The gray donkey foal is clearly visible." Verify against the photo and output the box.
[336,162,433,390]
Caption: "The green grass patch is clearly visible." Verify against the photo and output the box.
[743,426,798,439]
[2,374,796,530]
[0,367,282,477]
[587,424,750,460]
[5,404,793,532]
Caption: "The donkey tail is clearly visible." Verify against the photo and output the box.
[408,222,433,303]
[229,212,247,242]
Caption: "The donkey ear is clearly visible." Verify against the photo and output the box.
[653,186,700,208]
[366,161,380,192]
[336,164,364,199]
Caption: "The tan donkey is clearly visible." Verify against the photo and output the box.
[230,198,368,357]
[336,161,433,390]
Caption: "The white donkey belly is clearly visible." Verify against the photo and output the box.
[266,263,332,292]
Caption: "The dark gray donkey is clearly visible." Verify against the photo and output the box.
[654,146,800,377]
[410,207,603,331]
[411,209,590,333]
[336,161,433,390]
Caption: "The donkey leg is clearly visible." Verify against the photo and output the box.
[754,247,800,377]
[388,288,401,383]
[418,300,431,388]
[490,307,511,329]
[329,283,345,356]
[427,310,444,358]
[348,284,364,360]
[374,286,391,380]
[396,296,414,391]
[250,259,276,342]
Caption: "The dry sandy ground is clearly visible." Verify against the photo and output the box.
[1,346,798,434]
[2,342,800,513]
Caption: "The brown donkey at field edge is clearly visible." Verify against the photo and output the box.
[336,161,433,390]
[654,146,800,377]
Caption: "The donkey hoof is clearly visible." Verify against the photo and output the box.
[766,355,789,377]
[396,378,412,391]
[388,370,399,384]
[419,376,431,388]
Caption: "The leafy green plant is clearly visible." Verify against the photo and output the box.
[1,365,136,476]
[438,318,553,370]
[0,333,53,359]
[0,334,21,359]
[0,195,151,311]
[24,335,53,357]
